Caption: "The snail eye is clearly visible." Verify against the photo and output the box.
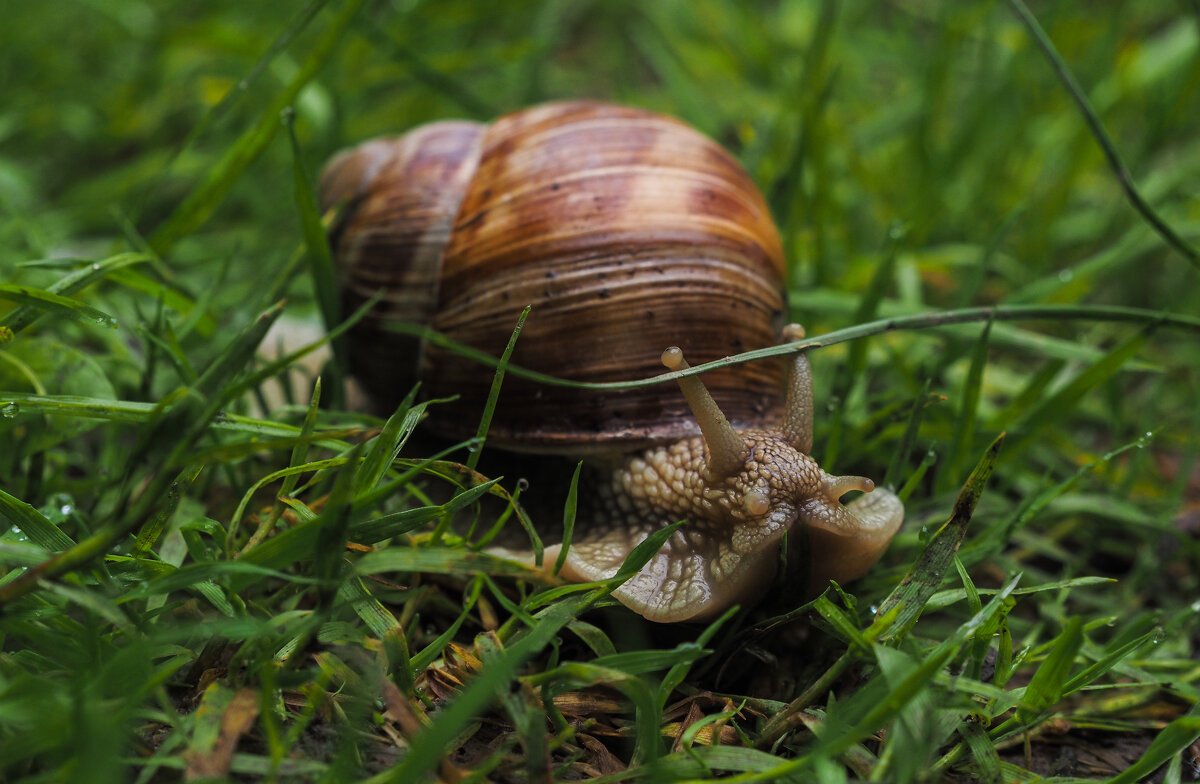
[743,488,771,516]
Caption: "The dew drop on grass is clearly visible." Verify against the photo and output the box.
[94,315,118,329]
[1,402,18,418]
[1058,269,1074,283]
[60,505,73,516]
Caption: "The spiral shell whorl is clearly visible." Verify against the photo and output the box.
[324,102,788,450]
[321,121,485,401]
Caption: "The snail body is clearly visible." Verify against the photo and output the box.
[322,101,903,622]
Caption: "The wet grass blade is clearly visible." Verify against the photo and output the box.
[4,253,151,334]
[1014,616,1083,724]
[877,433,1005,643]
[0,487,76,551]
[0,285,118,331]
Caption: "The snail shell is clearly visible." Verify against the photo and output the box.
[321,101,787,450]
[320,102,904,623]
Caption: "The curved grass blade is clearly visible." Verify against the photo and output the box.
[0,285,117,331]
[381,304,1200,392]
[0,487,76,551]
[5,253,151,334]
[1004,0,1199,269]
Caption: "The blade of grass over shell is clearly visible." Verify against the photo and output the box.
[147,0,366,255]
[354,383,420,496]
[876,433,1005,644]
[381,304,1200,391]
[1004,0,1199,269]
[428,305,529,543]
[551,461,581,577]
[0,285,118,330]
[285,108,345,379]
[466,304,530,473]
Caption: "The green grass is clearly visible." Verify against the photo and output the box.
[2,1,1199,781]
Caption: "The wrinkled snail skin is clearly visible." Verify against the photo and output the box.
[542,343,904,623]
[321,101,904,623]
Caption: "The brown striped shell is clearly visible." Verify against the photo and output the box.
[321,101,787,451]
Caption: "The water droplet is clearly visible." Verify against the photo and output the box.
[1058,269,1074,283]
[516,478,530,491]
[869,604,879,616]
[60,505,73,516]
[91,263,100,271]
[1,402,18,418]
[95,315,118,329]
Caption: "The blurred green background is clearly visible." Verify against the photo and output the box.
[4,1,1197,305]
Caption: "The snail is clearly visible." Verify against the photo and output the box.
[320,101,903,623]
